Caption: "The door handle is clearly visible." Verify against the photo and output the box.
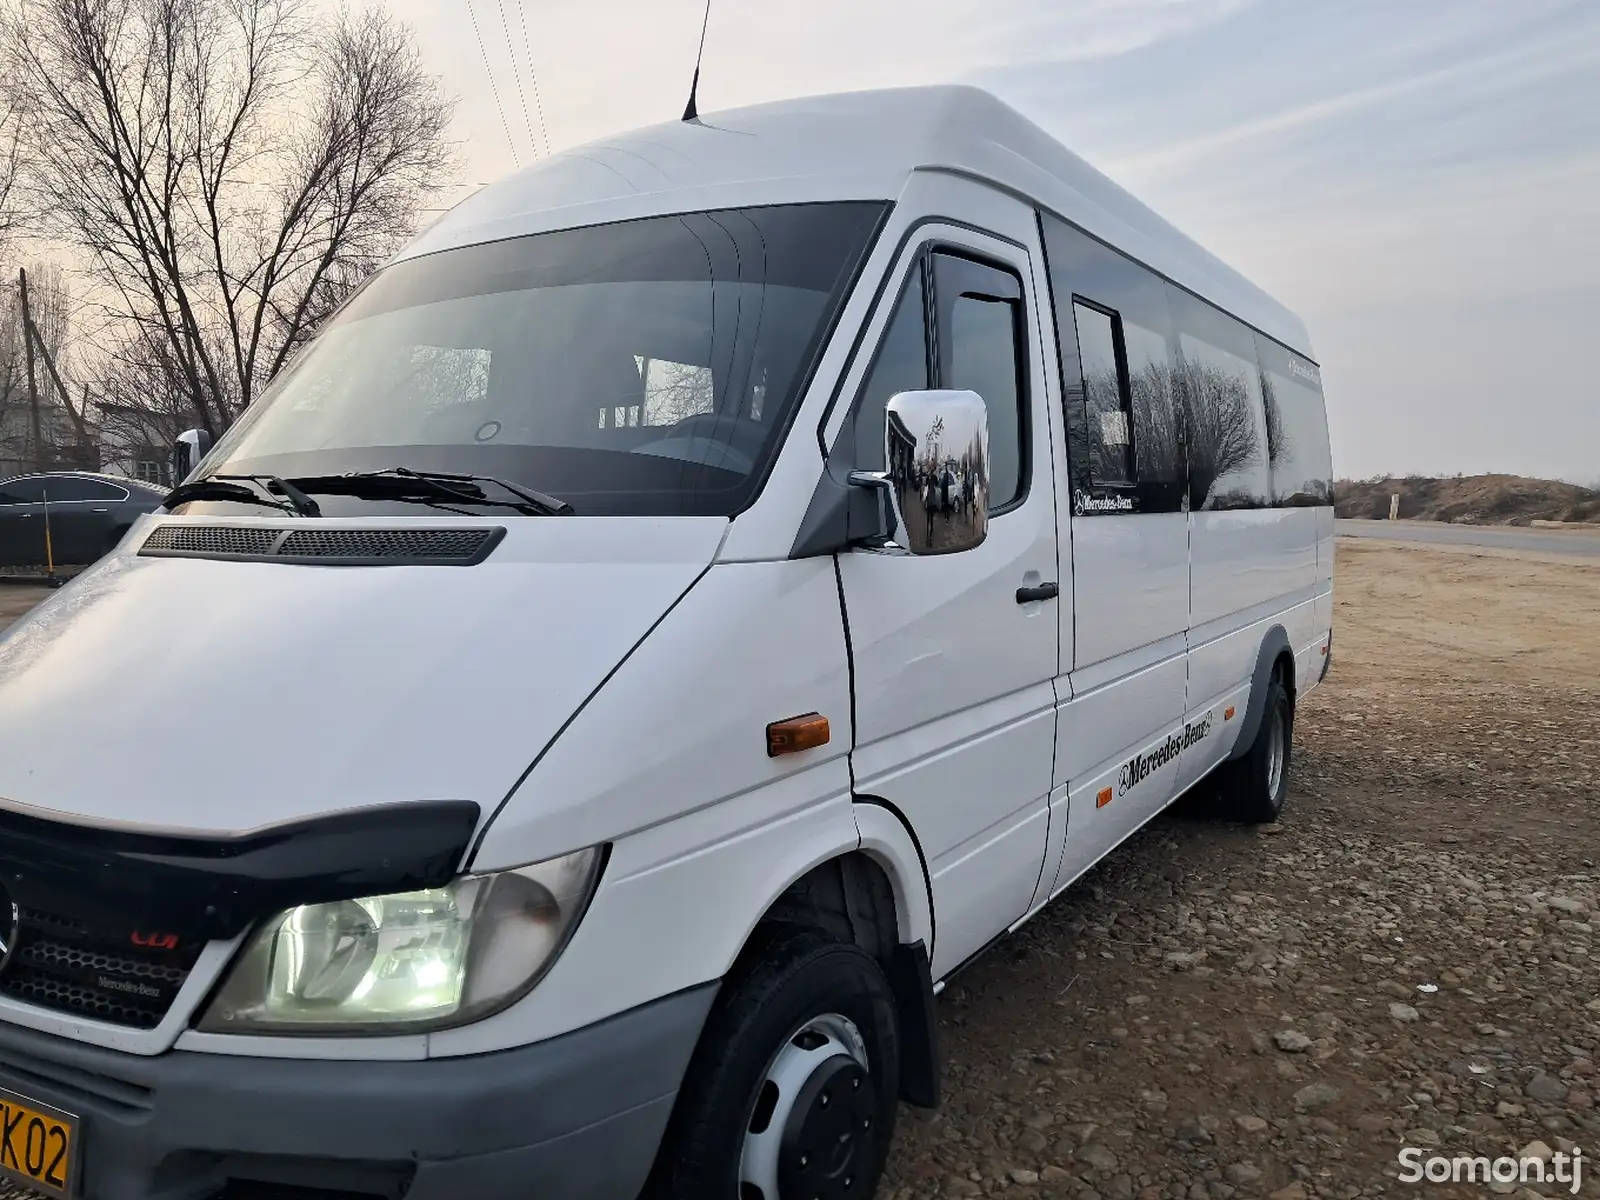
[1015,582,1059,604]
[92,508,109,513]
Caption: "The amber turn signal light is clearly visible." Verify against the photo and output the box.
[767,713,830,757]
[1096,786,1113,808]
[1224,705,1236,721]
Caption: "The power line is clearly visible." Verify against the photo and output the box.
[493,0,539,162]
[464,0,520,169]
[518,1,552,157]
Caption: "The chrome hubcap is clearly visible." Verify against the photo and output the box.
[739,1013,874,1200]
[1265,704,1286,799]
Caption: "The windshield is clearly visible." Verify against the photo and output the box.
[193,203,887,517]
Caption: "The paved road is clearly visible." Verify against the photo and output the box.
[1337,518,1600,556]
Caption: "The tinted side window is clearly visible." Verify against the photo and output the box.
[1255,335,1333,506]
[850,264,931,471]
[46,478,125,502]
[0,478,46,504]
[1039,212,1183,514]
[1073,302,1132,485]
[1167,288,1272,511]
[932,254,1028,512]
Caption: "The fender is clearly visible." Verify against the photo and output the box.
[1227,624,1294,762]
[854,799,940,1107]
[852,799,935,951]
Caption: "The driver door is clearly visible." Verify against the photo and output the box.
[837,223,1062,979]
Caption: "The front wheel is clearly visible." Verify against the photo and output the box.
[645,926,901,1200]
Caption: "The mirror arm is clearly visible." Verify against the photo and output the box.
[846,470,899,550]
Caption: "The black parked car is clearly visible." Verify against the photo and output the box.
[0,472,168,569]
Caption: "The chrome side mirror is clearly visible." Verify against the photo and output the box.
[850,389,989,555]
[172,428,214,484]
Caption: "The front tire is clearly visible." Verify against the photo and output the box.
[646,926,901,1200]
[1218,666,1293,823]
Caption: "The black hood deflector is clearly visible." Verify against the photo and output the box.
[0,798,480,940]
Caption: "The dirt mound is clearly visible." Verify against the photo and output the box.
[1334,473,1600,525]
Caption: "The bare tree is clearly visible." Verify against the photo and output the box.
[0,97,19,248]
[2,0,456,437]
[0,277,23,470]
[96,326,203,481]
[0,263,84,472]
[1179,355,1264,509]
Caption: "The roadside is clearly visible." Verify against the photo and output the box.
[1336,519,1600,558]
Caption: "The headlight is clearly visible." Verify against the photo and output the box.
[198,847,603,1034]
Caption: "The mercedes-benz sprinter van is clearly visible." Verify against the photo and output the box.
[0,86,1333,1200]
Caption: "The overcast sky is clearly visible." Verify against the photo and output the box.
[382,0,1599,484]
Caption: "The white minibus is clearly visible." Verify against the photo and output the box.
[0,86,1333,1200]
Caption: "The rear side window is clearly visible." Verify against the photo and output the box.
[1255,335,1333,506]
[1167,287,1272,511]
[43,478,126,502]
[1039,212,1183,515]
[1072,302,1131,486]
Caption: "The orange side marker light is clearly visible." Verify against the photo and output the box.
[767,713,830,758]
[1096,786,1113,808]
[1224,706,1236,721]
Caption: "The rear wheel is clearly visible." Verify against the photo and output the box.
[646,926,901,1200]
[1217,666,1293,823]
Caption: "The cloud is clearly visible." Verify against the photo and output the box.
[1106,23,1600,180]
[381,0,1600,481]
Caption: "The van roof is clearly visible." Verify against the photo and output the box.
[397,85,1312,357]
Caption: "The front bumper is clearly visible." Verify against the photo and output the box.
[0,984,716,1200]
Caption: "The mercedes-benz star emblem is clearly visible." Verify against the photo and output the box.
[0,883,18,977]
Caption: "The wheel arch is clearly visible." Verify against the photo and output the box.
[736,805,940,1108]
[1227,624,1296,762]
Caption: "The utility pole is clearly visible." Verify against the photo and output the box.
[19,268,42,472]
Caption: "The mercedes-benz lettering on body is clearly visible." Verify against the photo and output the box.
[0,87,1334,1200]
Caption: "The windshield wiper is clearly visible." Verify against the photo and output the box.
[288,468,574,516]
[163,474,322,517]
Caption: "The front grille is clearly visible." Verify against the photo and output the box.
[0,906,203,1030]
[140,524,503,566]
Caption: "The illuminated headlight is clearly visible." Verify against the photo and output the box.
[199,848,603,1033]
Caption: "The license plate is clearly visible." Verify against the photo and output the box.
[0,1087,77,1199]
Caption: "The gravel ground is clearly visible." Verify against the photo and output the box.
[1,539,1596,1199]
[879,539,1600,1199]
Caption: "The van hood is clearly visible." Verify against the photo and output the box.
[0,517,723,840]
